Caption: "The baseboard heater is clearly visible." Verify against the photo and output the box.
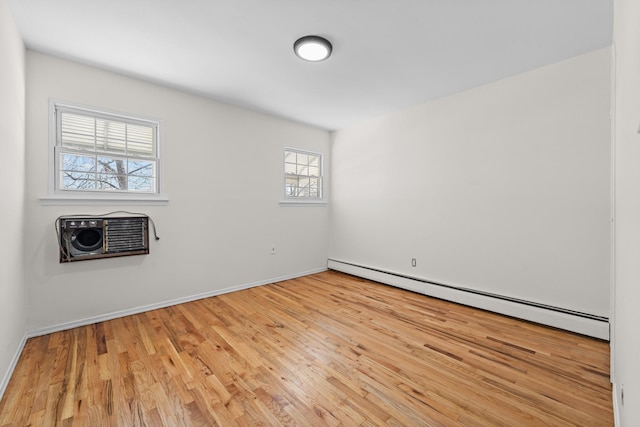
[327,259,609,340]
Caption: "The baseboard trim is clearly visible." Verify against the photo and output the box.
[328,259,609,340]
[612,382,621,427]
[26,267,327,339]
[0,334,28,402]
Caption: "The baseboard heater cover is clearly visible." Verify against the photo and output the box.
[327,259,609,340]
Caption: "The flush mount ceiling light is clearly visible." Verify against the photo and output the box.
[293,35,333,62]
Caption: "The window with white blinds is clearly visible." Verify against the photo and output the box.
[52,102,160,194]
[284,148,323,199]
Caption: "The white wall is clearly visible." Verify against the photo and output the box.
[24,51,330,332]
[613,0,640,423]
[330,48,611,319]
[0,0,26,396]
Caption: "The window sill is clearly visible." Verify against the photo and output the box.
[40,194,169,206]
[279,200,327,207]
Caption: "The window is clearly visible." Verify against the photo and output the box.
[284,148,323,200]
[51,101,160,196]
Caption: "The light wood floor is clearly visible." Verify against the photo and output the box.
[0,271,612,426]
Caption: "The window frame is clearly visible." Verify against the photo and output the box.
[46,99,167,205]
[282,147,325,205]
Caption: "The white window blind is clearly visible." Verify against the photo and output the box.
[53,103,160,194]
[284,148,323,199]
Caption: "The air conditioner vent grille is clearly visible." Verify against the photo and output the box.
[105,218,148,253]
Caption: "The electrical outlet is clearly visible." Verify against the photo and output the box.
[271,245,276,255]
[411,258,417,267]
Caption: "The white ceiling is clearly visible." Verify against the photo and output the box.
[8,0,612,131]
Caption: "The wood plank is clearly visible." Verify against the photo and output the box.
[0,271,612,426]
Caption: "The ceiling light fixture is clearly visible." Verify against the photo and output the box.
[293,36,332,62]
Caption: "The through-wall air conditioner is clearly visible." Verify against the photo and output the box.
[58,215,149,263]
